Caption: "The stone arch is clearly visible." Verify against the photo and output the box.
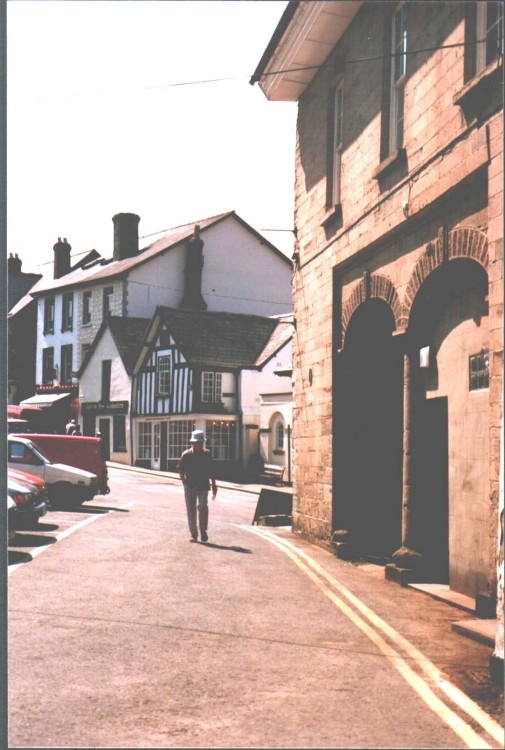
[342,273,403,344]
[404,226,488,322]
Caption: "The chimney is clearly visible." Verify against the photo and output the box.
[8,253,22,274]
[180,225,207,311]
[112,213,140,261]
[53,238,72,279]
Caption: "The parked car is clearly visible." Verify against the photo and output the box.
[18,434,109,495]
[7,471,48,528]
[7,436,98,507]
[7,417,31,434]
[8,495,17,541]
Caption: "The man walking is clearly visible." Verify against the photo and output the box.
[178,430,217,543]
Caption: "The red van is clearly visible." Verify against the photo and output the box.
[14,434,110,495]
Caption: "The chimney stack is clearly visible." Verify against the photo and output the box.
[180,224,207,310]
[53,237,72,279]
[8,253,22,274]
[112,213,140,261]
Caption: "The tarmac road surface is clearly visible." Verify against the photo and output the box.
[7,467,504,749]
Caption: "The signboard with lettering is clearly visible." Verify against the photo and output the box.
[81,401,129,415]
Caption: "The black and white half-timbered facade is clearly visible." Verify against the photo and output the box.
[132,306,282,479]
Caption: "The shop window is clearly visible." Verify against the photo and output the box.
[138,422,152,459]
[469,351,489,391]
[168,419,195,458]
[113,416,126,452]
[205,420,237,460]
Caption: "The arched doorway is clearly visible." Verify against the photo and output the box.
[408,258,489,595]
[334,298,403,561]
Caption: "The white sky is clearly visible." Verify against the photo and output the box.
[7,0,297,275]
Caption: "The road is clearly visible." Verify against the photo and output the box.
[8,467,504,749]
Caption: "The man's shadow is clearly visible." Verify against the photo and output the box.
[200,542,252,554]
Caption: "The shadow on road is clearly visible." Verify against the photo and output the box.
[8,550,33,565]
[201,542,252,554]
[9,533,57,548]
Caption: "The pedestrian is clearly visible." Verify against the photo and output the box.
[74,424,82,436]
[178,429,217,543]
[65,418,77,435]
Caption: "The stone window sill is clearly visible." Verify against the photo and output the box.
[372,148,407,180]
[453,58,502,112]
[321,203,342,229]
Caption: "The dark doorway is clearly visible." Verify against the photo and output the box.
[334,299,403,561]
[414,396,449,582]
[98,418,111,461]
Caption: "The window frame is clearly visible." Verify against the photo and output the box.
[469,350,490,392]
[101,359,112,403]
[327,78,344,209]
[389,2,407,155]
[476,1,504,74]
[103,286,113,319]
[82,290,92,325]
[205,420,237,461]
[42,346,55,384]
[61,292,74,332]
[167,419,195,459]
[137,422,152,459]
[201,371,223,404]
[157,354,172,396]
[60,344,73,385]
[44,296,55,334]
[113,415,127,452]
[275,420,285,452]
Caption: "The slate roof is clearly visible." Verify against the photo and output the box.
[8,273,42,313]
[153,307,280,369]
[78,316,150,377]
[254,314,294,368]
[22,210,290,299]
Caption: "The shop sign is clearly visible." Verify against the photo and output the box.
[81,401,129,415]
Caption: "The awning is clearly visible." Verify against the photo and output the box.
[7,404,43,417]
[20,393,72,409]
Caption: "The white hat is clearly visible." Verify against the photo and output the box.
[190,430,205,443]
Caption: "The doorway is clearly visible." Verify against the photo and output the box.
[98,418,111,461]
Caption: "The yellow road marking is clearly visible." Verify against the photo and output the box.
[243,525,502,749]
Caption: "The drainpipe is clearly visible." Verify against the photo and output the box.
[287,424,292,484]
[237,371,243,476]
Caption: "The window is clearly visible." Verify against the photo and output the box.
[327,80,344,208]
[389,3,407,153]
[138,422,152,459]
[202,372,222,403]
[112,416,126,452]
[168,420,195,459]
[60,344,73,384]
[44,296,55,334]
[153,423,160,461]
[101,360,111,403]
[476,1,504,73]
[103,287,113,318]
[82,291,92,325]
[61,292,73,331]
[275,421,285,452]
[81,343,91,362]
[42,347,55,384]
[157,355,171,395]
[205,420,237,460]
[469,351,489,391]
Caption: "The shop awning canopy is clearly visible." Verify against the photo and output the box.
[7,404,43,416]
[19,393,72,409]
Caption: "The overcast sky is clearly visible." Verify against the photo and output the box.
[7,0,297,276]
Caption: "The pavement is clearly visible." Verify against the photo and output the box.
[107,460,503,701]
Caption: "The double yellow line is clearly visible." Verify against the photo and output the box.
[243,525,504,749]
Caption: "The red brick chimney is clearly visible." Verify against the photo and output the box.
[8,253,22,274]
[180,225,207,310]
[112,213,140,261]
[53,238,71,279]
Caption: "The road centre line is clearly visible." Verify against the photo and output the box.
[243,525,503,749]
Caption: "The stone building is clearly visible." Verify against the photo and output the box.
[252,0,503,674]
